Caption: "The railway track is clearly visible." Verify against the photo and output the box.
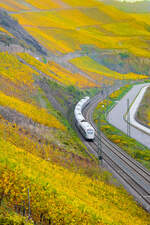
[81,91,150,212]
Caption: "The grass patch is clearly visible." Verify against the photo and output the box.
[136,86,150,127]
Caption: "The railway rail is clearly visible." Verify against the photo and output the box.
[80,90,150,212]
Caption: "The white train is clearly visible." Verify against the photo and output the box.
[74,97,95,140]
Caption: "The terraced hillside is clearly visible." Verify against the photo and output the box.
[0,0,150,224]
[11,2,150,57]
[8,0,150,78]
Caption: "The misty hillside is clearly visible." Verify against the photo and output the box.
[103,0,150,13]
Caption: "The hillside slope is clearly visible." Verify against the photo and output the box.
[0,0,150,224]
[0,9,46,54]
[8,0,150,77]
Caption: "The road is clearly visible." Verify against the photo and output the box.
[108,83,150,148]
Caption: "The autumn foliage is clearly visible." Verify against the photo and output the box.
[0,0,150,224]
[0,136,150,224]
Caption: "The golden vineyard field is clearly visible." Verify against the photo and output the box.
[11,1,150,59]
[0,134,150,224]
[0,0,150,224]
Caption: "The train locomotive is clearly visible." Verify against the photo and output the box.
[74,97,95,141]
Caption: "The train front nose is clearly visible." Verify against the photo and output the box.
[87,129,95,140]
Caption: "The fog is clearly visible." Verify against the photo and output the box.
[116,0,150,2]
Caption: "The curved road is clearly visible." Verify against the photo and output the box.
[108,83,150,148]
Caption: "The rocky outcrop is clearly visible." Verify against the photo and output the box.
[0,9,47,55]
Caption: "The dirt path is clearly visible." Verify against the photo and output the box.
[14,0,37,10]
[48,52,100,85]
[54,0,70,8]
[0,44,33,54]
[8,0,71,14]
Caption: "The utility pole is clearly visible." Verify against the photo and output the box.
[107,96,109,122]
[28,188,31,219]
[127,98,131,137]
[102,76,106,99]
[98,111,103,166]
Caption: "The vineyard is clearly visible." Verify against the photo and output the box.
[11,2,150,60]
[1,127,150,224]
[18,53,97,88]
[70,56,147,81]
[0,0,150,224]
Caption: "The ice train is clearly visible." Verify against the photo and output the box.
[74,97,95,140]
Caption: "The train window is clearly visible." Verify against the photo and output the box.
[87,129,94,134]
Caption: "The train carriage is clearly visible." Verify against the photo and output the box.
[74,97,95,141]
